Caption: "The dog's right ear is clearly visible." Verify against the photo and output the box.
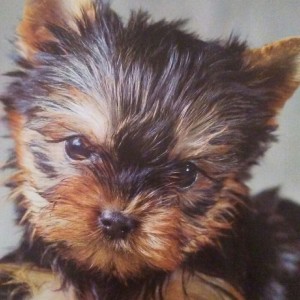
[17,0,96,61]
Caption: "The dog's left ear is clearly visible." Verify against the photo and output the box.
[244,37,300,114]
[17,0,96,61]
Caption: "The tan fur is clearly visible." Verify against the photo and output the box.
[25,175,183,278]
[173,104,230,160]
[34,88,111,143]
[18,0,96,60]
[0,263,244,300]
[0,263,75,299]
[182,178,247,253]
[245,37,300,112]
[165,270,244,300]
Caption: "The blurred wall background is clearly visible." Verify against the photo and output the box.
[0,0,299,257]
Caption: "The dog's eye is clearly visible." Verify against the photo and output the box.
[177,162,198,189]
[65,136,92,160]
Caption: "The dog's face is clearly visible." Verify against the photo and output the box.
[2,0,300,279]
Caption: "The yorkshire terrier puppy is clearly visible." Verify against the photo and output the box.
[0,0,300,299]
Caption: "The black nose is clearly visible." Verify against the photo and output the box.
[99,211,137,239]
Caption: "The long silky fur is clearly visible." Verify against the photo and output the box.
[1,1,300,299]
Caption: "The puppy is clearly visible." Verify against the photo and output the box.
[0,0,300,299]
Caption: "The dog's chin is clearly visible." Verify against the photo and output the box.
[59,234,183,279]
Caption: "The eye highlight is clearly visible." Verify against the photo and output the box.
[177,162,199,189]
[65,136,93,160]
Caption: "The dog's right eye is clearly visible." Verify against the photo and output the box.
[65,136,92,160]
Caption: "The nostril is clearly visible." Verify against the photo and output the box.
[99,211,137,239]
[119,224,131,235]
[101,218,113,228]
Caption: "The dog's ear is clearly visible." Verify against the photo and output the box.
[17,0,96,61]
[244,37,300,115]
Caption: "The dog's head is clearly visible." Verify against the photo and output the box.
[2,0,299,279]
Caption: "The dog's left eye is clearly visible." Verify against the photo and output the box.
[177,162,198,189]
[65,136,92,160]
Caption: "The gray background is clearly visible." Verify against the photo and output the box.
[0,0,299,258]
